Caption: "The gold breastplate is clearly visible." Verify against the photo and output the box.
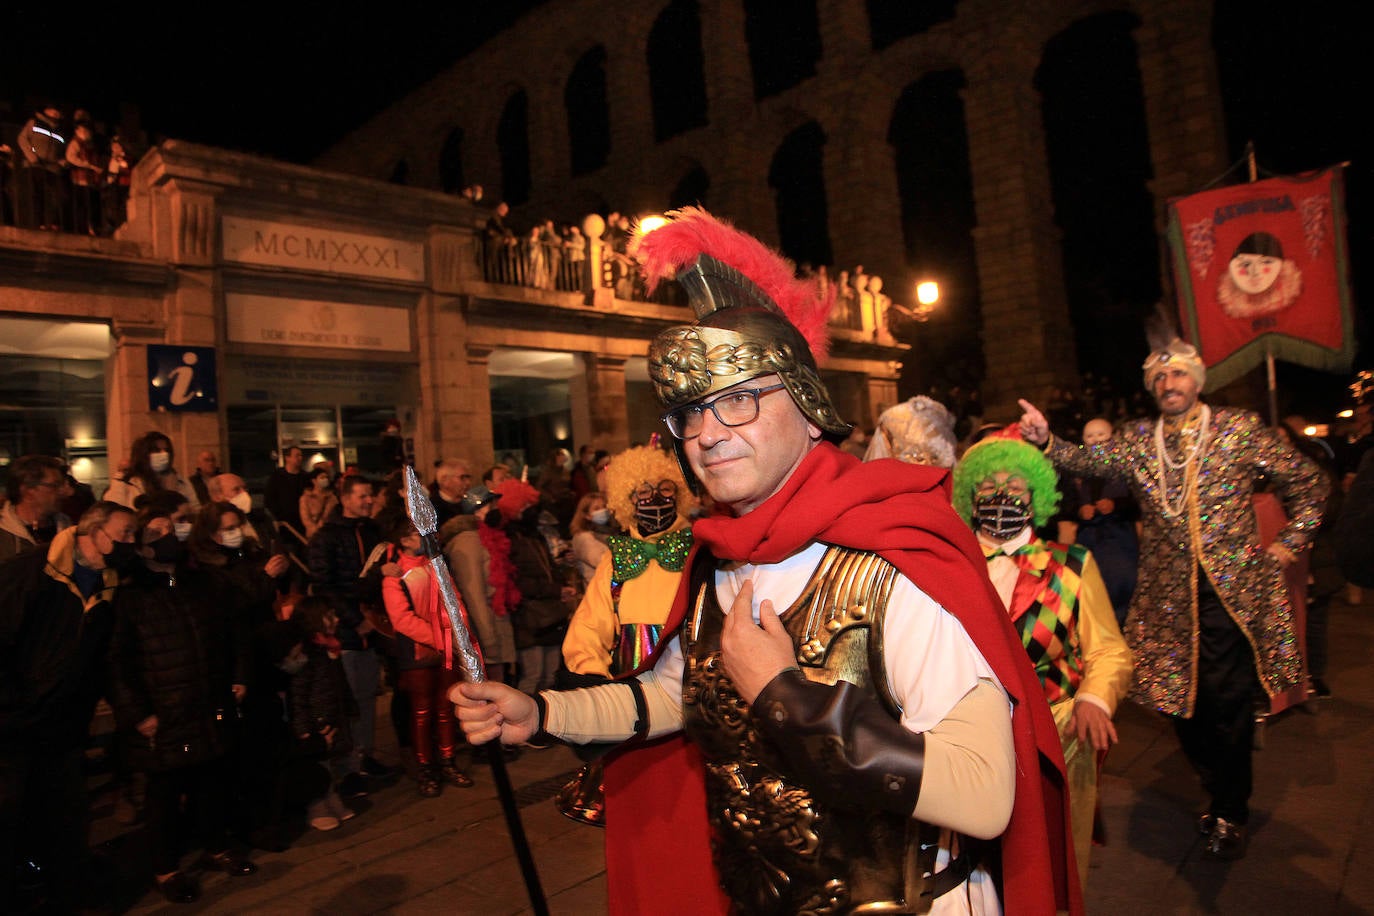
[682,545,934,914]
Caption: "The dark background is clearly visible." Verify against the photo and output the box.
[2,0,1369,422]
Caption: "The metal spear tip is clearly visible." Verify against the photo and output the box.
[402,464,439,537]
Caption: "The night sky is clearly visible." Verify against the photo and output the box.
[1,2,549,162]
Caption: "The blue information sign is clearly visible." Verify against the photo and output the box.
[147,345,218,412]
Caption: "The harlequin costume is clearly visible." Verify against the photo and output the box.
[951,432,1132,890]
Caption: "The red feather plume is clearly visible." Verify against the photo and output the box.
[631,207,834,362]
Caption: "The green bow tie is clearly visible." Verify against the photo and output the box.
[609,528,693,582]
[983,540,1050,575]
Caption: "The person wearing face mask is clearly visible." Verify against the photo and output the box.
[554,445,695,832]
[568,491,620,588]
[0,501,136,914]
[950,428,1132,892]
[107,491,257,903]
[380,517,475,798]
[300,467,340,541]
[190,502,293,848]
[104,431,200,512]
[209,473,282,556]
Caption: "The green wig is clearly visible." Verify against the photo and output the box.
[950,437,1062,529]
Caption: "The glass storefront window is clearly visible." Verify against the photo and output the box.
[0,353,109,493]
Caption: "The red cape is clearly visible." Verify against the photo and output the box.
[610,443,1081,915]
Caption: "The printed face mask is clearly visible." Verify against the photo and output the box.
[973,491,1033,540]
[635,494,676,537]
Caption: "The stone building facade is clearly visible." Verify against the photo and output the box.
[0,139,903,493]
[315,0,1228,417]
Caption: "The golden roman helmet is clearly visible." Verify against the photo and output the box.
[635,209,850,488]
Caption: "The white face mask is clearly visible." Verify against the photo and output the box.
[173,520,193,542]
[149,451,171,473]
[229,491,253,514]
[219,527,244,549]
[589,508,611,526]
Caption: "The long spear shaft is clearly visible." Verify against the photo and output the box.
[402,465,548,916]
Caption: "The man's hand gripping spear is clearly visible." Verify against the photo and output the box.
[402,465,548,916]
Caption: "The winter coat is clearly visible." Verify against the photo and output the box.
[440,515,510,665]
[0,502,72,565]
[103,470,200,512]
[306,508,383,650]
[506,518,570,650]
[289,642,356,759]
[107,564,249,772]
[0,527,119,751]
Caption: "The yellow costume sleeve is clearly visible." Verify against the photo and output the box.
[1073,551,1133,715]
[561,554,618,677]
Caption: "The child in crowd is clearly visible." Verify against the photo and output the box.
[381,516,475,797]
[289,596,360,831]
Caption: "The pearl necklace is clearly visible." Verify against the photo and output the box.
[1155,405,1211,517]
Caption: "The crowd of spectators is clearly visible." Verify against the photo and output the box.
[1,381,1370,907]
[2,102,136,236]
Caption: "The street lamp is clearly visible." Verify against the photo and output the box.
[636,214,667,236]
[888,278,940,323]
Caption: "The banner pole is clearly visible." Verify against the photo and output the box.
[1246,142,1280,425]
[1266,344,1279,427]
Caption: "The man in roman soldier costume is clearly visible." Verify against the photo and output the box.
[950,428,1132,890]
[456,207,1080,914]
[1019,336,1327,861]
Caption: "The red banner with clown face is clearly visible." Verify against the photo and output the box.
[1166,166,1355,390]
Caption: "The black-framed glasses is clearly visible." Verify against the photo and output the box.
[662,383,787,440]
[634,480,679,502]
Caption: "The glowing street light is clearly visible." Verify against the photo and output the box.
[636,214,667,236]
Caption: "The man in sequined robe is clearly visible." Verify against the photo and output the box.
[456,208,1080,915]
[1019,339,1328,860]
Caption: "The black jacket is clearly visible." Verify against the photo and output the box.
[0,529,118,751]
[506,514,570,650]
[1335,450,1374,587]
[289,643,356,758]
[306,508,383,650]
[106,564,250,772]
[264,467,309,533]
